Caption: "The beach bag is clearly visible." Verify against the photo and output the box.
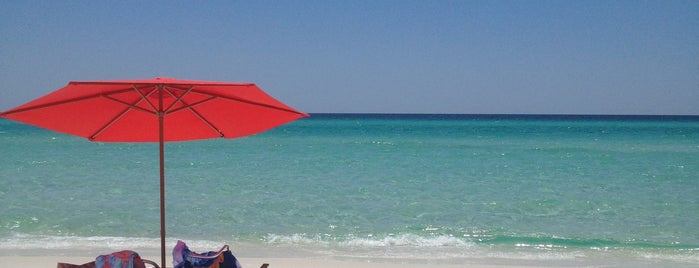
[173,240,242,268]
[94,250,146,268]
[57,250,158,268]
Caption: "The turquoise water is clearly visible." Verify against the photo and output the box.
[1,114,698,265]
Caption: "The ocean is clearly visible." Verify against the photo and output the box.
[1,114,698,266]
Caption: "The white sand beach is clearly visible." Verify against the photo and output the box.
[2,241,695,268]
[0,255,574,268]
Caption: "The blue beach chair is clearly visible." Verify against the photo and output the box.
[173,240,268,268]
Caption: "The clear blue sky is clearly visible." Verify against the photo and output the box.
[1,1,697,115]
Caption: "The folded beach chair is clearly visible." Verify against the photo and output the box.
[57,250,160,268]
[173,240,268,268]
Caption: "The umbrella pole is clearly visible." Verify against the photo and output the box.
[158,88,167,268]
[160,123,166,267]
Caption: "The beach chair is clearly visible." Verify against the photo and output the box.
[57,250,160,268]
[173,240,269,268]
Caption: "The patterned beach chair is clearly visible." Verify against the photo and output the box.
[57,250,160,268]
[173,240,268,268]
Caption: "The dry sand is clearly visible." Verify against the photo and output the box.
[0,255,573,268]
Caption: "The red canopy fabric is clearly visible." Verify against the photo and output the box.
[1,77,308,142]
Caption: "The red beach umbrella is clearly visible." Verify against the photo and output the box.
[0,77,308,267]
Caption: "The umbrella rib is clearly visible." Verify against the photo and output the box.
[88,102,133,141]
[166,96,216,114]
[167,96,224,137]
[89,87,158,140]
[189,106,225,137]
[162,86,194,113]
[189,88,307,116]
[133,85,159,112]
[101,94,157,115]
[0,88,135,117]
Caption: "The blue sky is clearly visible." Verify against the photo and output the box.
[1,1,697,115]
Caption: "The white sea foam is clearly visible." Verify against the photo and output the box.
[2,233,698,266]
[259,232,592,262]
[263,233,473,248]
[339,233,472,247]
[0,233,224,253]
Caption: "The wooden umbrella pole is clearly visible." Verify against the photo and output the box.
[158,85,167,268]
[159,120,166,268]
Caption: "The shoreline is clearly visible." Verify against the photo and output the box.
[2,235,698,267]
[2,247,698,268]
[3,255,698,268]
[1,238,698,268]
[0,255,624,268]
[0,255,602,268]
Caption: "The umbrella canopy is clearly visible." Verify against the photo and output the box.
[1,77,307,141]
[0,77,308,267]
